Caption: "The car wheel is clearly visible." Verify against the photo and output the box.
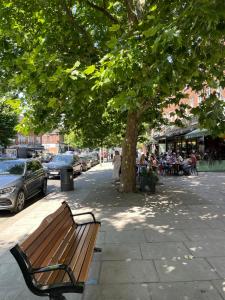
[41,179,48,196]
[13,190,25,213]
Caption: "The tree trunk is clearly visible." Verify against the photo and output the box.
[120,110,139,192]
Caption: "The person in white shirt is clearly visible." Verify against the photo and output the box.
[112,151,121,181]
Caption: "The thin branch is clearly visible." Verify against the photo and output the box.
[123,0,138,25]
[60,0,96,54]
[84,0,118,23]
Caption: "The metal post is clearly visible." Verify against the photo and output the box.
[99,147,102,165]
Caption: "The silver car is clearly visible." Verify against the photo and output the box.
[0,159,47,213]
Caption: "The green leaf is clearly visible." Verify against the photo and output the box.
[150,5,157,12]
[143,27,158,37]
[84,65,96,75]
[106,37,117,49]
[109,24,120,32]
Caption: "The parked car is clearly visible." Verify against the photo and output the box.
[89,153,99,166]
[0,159,47,213]
[43,154,82,178]
[79,156,92,171]
[40,152,53,163]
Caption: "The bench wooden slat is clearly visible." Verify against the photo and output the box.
[46,227,88,284]
[36,225,78,284]
[58,224,92,284]
[21,203,69,251]
[30,216,74,267]
[78,223,100,282]
[72,224,96,282]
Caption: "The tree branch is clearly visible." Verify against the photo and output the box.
[123,0,138,25]
[84,0,118,23]
[60,0,97,55]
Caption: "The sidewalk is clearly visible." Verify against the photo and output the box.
[0,163,225,299]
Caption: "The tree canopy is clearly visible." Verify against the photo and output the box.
[0,100,18,147]
[0,0,225,191]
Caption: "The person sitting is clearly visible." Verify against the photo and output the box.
[150,154,158,172]
[180,157,192,175]
[138,153,148,175]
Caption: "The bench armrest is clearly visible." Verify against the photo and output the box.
[72,212,96,223]
[30,264,76,285]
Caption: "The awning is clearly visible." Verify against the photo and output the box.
[185,128,209,139]
[154,126,196,140]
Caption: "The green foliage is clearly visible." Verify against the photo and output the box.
[0,0,224,143]
[0,99,18,147]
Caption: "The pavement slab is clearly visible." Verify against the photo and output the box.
[83,284,151,300]
[100,260,159,283]
[154,258,219,281]
[149,281,223,300]
[185,240,225,257]
[140,242,191,260]
[207,257,225,278]
[184,229,225,241]
[144,228,189,242]
[212,280,225,300]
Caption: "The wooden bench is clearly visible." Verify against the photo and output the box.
[10,201,101,300]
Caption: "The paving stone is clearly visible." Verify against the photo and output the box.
[184,229,225,241]
[95,243,142,261]
[100,260,159,283]
[141,242,191,260]
[105,230,146,244]
[96,231,105,244]
[144,229,188,242]
[207,257,225,278]
[185,240,225,257]
[149,281,223,300]
[16,289,48,300]
[202,219,225,230]
[154,258,219,282]
[0,263,23,287]
[83,284,150,300]
[86,261,101,285]
[212,280,225,300]
[0,287,25,300]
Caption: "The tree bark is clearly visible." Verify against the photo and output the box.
[120,110,139,192]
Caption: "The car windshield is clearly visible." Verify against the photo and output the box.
[52,155,73,164]
[0,161,25,175]
[80,156,88,161]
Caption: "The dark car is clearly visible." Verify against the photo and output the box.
[79,156,92,171]
[43,154,82,178]
[0,159,47,213]
[40,152,53,163]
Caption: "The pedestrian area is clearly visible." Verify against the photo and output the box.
[0,163,225,300]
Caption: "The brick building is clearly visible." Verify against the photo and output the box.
[41,130,66,154]
[152,87,225,159]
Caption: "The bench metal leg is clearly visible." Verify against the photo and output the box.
[49,294,66,300]
[94,247,102,252]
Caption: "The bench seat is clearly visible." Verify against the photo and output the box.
[10,201,101,299]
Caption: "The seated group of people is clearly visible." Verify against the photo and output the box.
[137,151,197,176]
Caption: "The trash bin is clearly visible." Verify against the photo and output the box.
[60,167,74,192]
